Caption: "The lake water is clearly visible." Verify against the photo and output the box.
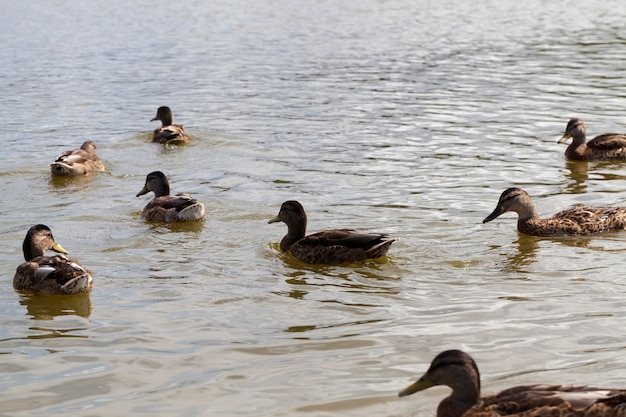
[1,0,625,416]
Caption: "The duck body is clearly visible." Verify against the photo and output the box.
[151,106,189,145]
[50,140,105,176]
[559,118,626,161]
[268,200,395,264]
[398,350,626,417]
[136,171,205,223]
[483,188,626,236]
[14,224,92,294]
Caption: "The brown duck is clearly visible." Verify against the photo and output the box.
[150,106,189,145]
[558,118,626,160]
[268,200,396,264]
[14,224,93,294]
[398,350,626,417]
[136,171,205,223]
[50,140,106,176]
[483,188,626,236]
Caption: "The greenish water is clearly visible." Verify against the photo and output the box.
[1,1,625,416]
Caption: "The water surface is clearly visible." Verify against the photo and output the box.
[1,1,625,416]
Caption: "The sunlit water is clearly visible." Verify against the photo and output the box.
[1,1,625,416]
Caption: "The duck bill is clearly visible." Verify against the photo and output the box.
[398,373,435,398]
[150,116,158,122]
[483,207,503,223]
[557,134,571,144]
[268,216,281,224]
[136,186,149,197]
[51,242,69,254]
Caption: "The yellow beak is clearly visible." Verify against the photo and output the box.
[398,372,435,398]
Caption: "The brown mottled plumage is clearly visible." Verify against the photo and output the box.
[14,224,93,294]
[398,350,626,417]
[483,188,626,236]
[558,118,626,160]
[150,106,189,145]
[136,171,205,223]
[268,200,395,264]
[50,140,105,176]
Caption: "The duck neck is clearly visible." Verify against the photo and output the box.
[566,132,588,159]
[280,221,306,252]
[438,371,480,417]
[438,388,479,417]
[516,201,540,222]
[516,205,543,235]
[160,114,173,126]
[152,181,171,198]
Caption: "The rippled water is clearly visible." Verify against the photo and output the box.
[1,1,626,416]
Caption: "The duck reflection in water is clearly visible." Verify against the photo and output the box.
[19,292,93,320]
[563,160,589,195]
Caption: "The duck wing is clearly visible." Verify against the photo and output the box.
[15,254,92,294]
[142,194,204,222]
[547,206,626,234]
[153,124,189,144]
[587,134,626,151]
[289,230,395,264]
[54,149,94,165]
[474,385,626,417]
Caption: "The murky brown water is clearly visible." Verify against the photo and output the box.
[1,1,625,416]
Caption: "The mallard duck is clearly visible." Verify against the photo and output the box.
[14,224,93,294]
[268,200,396,264]
[136,171,205,222]
[50,140,106,176]
[150,106,189,145]
[558,118,626,160]
[483,188,626,236]
[398,350,626,417]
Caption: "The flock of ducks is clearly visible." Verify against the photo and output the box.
[14,111,626,416]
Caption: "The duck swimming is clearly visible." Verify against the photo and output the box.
[483,188,626,236]
[558,118,626,160]
[268,200,396,264]
[398,349,626,417]
[14,224,93,294]
[150,106,189,145]
[136,171,205,223]
[50,140,105,176]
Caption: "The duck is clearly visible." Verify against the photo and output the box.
[136,171,205,222]
[268,200,396,264]
[558,118,626,160]
[50,140,106,176]
[150,106,189,145]
[398,350,626,417]
[14,224,93,294]
[482,187,626,236]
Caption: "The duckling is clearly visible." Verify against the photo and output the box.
[14,224,93,294]
[398,350,626,417]
[268,200,396,264]
[136,171,205,222]
[558,118,626,160]
[483,187,626,236]
[50,140,105,176]
[150,106,189,145]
